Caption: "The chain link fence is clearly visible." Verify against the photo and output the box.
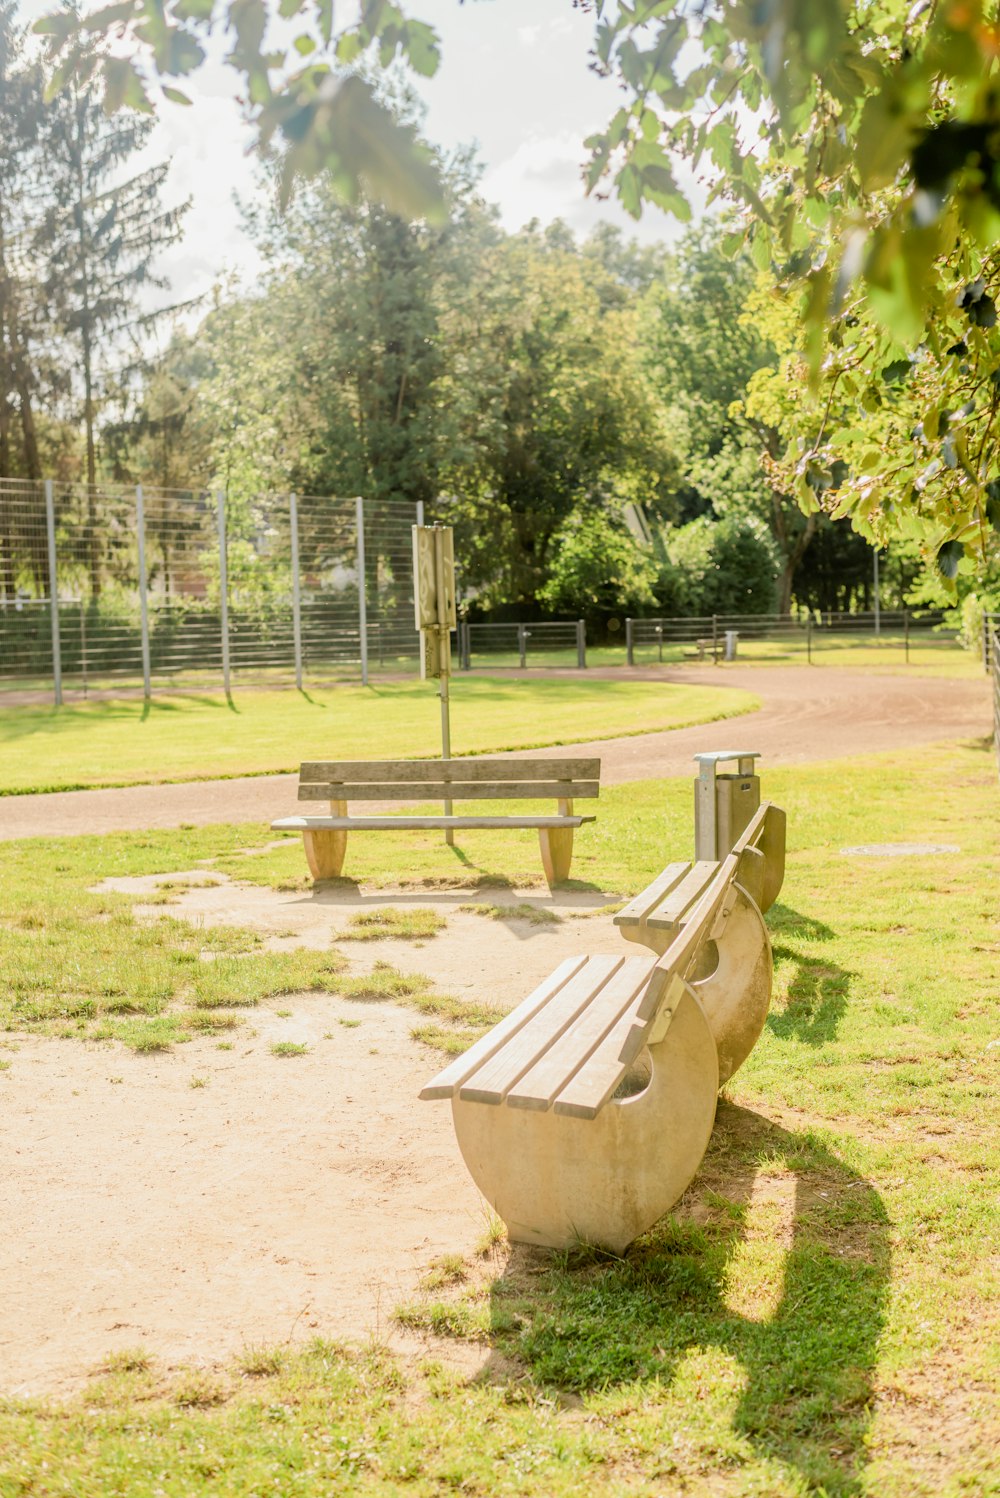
[0,479,425,700]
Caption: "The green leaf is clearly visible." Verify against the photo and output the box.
[854,88,910,191]
[102,56,153,113]
[935,539,964,578]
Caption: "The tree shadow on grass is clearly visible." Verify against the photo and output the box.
[482,1104,889,1498]
[765,902,855,1047]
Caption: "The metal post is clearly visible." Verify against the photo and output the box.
[289,492,303,690]
[356,495,368,685]
[135,484,151,699]
[216,490,231,695]
[984,612,991,674]
[806,615,812,664]
[873,548,881,636]
[416,500,425,525]
[712,614,719,663]
[80,600,88,698]
[44,479,62,706]
[518,623,527,669]
[905,608,910,665]
[626,617,634,666]
[576,619,586,668]
[656,624,663,663]
[440,663,453,845]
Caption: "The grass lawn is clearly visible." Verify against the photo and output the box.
[0,735,998,1493]
[0,676,757,796]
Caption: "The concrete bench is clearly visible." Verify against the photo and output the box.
[271,757,600,887]
[420,807,782,1253]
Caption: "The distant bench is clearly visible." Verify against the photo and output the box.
[271,757,600,887]
[420,798,785,1253]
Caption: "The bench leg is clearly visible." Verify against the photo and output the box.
[302,830,347,880]
[538,827,574,886]
[450,986,718,1254]
[302,799,348,881]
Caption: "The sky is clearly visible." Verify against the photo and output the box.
[22,0,698,319]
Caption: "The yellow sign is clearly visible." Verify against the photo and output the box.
[412,525,456,678]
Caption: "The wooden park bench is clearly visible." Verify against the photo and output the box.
[420,796,785,1253]
[271,757,600,887]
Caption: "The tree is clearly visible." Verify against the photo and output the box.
[0,0,49,490]
[641,225,825,612]
[537,509,658,628]
[582,1,1000,581]
[655,515,778,618]
[34,28,188,595]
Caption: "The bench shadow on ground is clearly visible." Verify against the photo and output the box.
[480,1103,889,1496]
[766,901,855,1047]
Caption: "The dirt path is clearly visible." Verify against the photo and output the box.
[1,666,990,840]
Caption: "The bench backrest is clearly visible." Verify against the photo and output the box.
[297,757,600,803]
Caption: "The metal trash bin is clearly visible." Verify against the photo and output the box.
[724,630,739,661]
[694,751,761,859]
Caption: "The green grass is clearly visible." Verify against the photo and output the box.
[336,906,448,940]
[0,740,998,1492]
[0,677,758,795]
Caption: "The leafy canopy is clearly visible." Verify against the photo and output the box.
[37,0,1000,577]
[584,0,1000,578]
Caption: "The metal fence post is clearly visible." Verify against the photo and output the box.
[216,490,231,695]
[517,623,527,669]
[135,484,151,699]
[905,608,910,666]
[44,479,62,706]
[806,616,812,665]
[356,495,368,685]
[984,611,991,674]
[712,614,719,663]
[625,617,634,666]
[289,492,303,690]
[576,619,586,668]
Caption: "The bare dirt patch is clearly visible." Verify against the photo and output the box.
[0,878,626,1397]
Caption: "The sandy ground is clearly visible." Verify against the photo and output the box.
[0,665,992,1398]
[1,665,991,840]
[0,880,628,1398]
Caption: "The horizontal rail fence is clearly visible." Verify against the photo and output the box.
[625,610,955,666]
[459,619,586,670]
[0,479,422,700]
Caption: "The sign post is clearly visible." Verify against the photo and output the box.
[413,525,457,842]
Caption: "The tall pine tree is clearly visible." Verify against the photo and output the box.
[40,25,188,593]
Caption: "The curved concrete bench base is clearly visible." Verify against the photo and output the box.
[451,986,719,1254]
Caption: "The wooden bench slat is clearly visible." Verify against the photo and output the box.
[419,956,589,1101]
[552,975,663,1120]
[615,850,743,1067]
[458,954,626,1106]
[300,757,600,784]
[505,955,659,1112]
[613,862,693,928]
[646,861,721,929]
[272,815,595,831]
[298,780,599,802]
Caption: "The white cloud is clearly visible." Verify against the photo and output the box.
[481,131,697,246]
